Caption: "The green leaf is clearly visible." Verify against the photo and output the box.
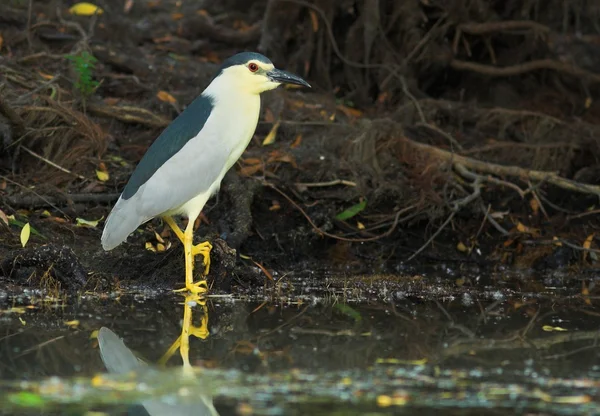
[8,392,45,407]
[8,218,46,239]
[334,303,362,323]
[335,198,367,221]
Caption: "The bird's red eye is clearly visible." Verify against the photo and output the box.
[248,62,259,72]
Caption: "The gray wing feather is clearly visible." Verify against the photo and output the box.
[101,127,229,250]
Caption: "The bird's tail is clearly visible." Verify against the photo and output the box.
[101,197,145,251]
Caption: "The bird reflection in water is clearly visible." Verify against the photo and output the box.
[97,293,216,415]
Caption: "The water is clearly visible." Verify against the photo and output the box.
[0,273,599,415]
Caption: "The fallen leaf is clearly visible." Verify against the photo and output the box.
[156,90,177,104]
[336,198,367,221]
[262,119,280,146]
[542,325,568,332]
[456,241,468,252]
[582,281,592,306]
[69,2,104,16]
[357,221,365,230]
[582,233,595,262]
[154,231,165,244]
[309,10,319,32]
[585,97,593,109]
[0,33,3,51]
[76,217,103,228]
[264,108,275,123]
[64,320,80,328]
[269,200,281,211]
[529,197,539,216]
[171,12,184,20]
[124,0,134,13]
[103,97,120,105]
[96,170,109,182]
[0,209,8,226]
[145,242,156,252]
[156,243,166,252]
[336,104,363,118]
[251,259,273,281]
[20,223,31,247]
[290,134,302,148]
[89,329,99,339]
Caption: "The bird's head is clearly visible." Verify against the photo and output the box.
[211,52,310,95]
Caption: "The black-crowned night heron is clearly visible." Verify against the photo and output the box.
[101,52,310,294]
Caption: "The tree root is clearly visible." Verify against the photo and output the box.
[400,135,600,197]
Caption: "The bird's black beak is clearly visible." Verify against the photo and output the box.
[267,68,311,88]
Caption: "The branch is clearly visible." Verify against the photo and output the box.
[402,136,600,197]
[450,59,600,84]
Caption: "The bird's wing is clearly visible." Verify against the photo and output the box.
[135,129,230,218]
[121,94,215,200]
[101,95,232,250]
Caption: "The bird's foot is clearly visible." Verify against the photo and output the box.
[192,241,212,276]
[174,279,209,295]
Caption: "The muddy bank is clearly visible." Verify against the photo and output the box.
[0,0,599,292]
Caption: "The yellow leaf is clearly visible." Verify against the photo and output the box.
[145,242,156,252]
[76,217,103,228]
[542,325,568,332]
[96,170,109,181]
[262,119,280,146]
[585,97,593,109]
[156,243,166,252]
[20,223,31,247]
[290,134,302,149]
[357,221,365,230]
[156,90,177,104]
[583,233,594,262]
[89,329,99,339]
[69,2,104,16]
[64,320,80,328]
[154,231,165,244]
[38,72,54,80]
[516,222,528,233]
[456,241,468,252]
[269,200,281,211]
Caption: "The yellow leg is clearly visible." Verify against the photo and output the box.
[158,294,209,370]
[163,215,213,276]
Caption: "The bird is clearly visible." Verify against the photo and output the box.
[101,52,311,294]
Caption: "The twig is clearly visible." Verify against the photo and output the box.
[87,103,170,128]
[568,209,600,221]
[415,122,463,151]
[406,211,456,262]
[26,0,33,50]
[479,201,509,236]
[459,20,551,35]
[20,146,87,181]
[295,179,356,191]
[0,175,68,218]
[450,58,600,84]
[266,182,406,242]
[5,193,119,208]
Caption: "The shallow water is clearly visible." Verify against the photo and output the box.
[0,273,599,415]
